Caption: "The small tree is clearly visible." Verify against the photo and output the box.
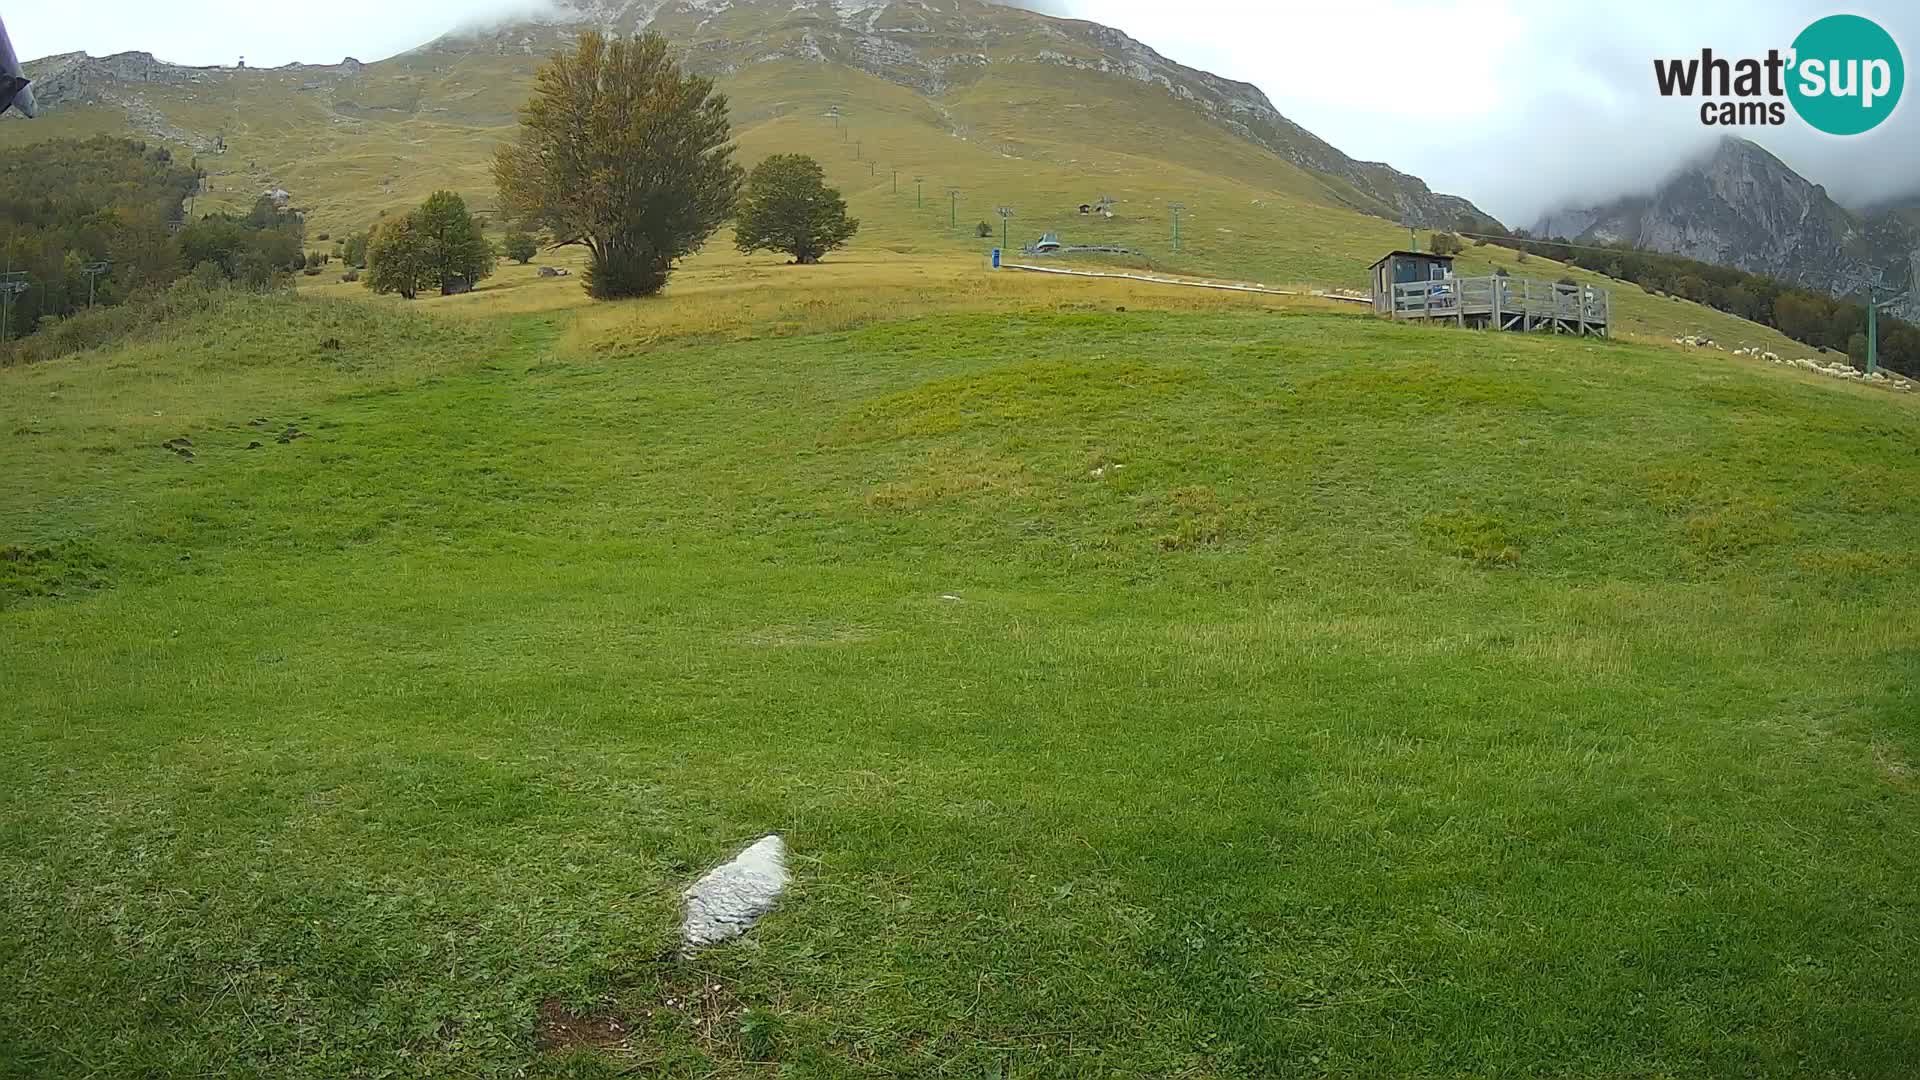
[1427,231,1464,256]
[494,32,744,298]
[364,216,433,300]
[343,232,369,268]
[734,154,859,265]
[504,230,538,264]
[975,222,994,238]
[415,190,496,293]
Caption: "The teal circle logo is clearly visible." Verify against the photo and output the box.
[1788,14,1903,135]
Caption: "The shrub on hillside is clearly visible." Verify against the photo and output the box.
[504,230,538,265]
[189,261,227,290]
[1427,232,1465,256]
[232,250,280,291]
[734,154,859,265]
[975,222,994,238]
[173,196,305,285]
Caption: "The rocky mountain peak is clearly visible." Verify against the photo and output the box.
[1533,134,1916,321]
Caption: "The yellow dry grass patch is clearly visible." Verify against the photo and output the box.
[303,239,1354,349]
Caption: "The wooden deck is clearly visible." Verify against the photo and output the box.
[1384,276,1611,337]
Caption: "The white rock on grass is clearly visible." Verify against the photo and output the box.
[681,835,790,954]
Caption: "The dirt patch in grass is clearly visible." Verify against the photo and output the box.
[534,999,630,1052]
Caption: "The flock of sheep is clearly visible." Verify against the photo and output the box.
[1673,336,1915,392]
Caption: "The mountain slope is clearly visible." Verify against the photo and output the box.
[2,0,1496,236]
[1534,137,1919,322]
[399,0,1495,229]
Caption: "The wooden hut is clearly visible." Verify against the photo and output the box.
[1369,251,1455,314]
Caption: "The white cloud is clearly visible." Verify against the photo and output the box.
[8,1,557,68]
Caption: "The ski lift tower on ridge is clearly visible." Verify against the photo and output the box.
[1866,269,1911,377]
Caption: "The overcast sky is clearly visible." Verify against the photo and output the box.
[10,0,1917,222]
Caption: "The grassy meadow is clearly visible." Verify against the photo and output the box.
[3,263,1919,1077]
[4,22,1918,1077]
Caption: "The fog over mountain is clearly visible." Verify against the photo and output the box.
[12,0,1919,220]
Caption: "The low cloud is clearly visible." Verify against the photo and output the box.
[11,0,563,66]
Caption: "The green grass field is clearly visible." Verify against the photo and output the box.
[4,272,1918,1077]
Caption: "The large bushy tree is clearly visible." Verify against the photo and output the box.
[734,154,859,265]
[492,32,744,299]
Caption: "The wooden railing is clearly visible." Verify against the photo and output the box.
[1388,276,1610,329]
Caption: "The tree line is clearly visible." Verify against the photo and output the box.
[0,136,325,350]
[1431,222,1919,378]
[0,136,199,340]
